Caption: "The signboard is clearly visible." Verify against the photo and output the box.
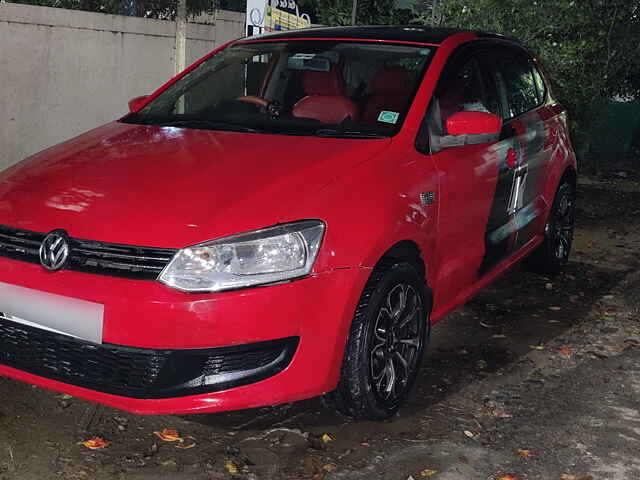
[246,0,266,36]
[246,0,313,36]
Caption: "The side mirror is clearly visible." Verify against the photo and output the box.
[447,111,502,135]
[446,111,502,136]
[128,95,149,113]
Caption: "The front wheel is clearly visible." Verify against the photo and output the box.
[524,181,576,275]
[327,261,430,420]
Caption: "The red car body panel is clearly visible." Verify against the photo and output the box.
[0,122,392,248]
[0,28,577,414]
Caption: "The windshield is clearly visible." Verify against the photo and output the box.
[122,40,435,138]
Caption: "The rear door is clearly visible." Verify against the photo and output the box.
[479,46,552,274]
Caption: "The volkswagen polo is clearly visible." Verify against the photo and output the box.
[0,26,576,419]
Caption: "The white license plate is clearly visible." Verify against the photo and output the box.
[0,282,104,344]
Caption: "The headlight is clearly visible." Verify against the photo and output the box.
[158,220,325,292]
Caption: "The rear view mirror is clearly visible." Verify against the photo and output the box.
[446,111,502,136]
[128,95,149,113]
[287,55,331,72]
[436,111,503,149]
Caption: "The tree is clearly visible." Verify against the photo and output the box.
[435,0,640,158]
[8,0,243,19]
[312,0,412,26]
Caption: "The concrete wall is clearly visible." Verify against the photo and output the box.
[0,3,245,169]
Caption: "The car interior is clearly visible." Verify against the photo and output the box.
[129,41,434,136]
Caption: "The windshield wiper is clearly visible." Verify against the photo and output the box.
[313,128,387,139]
[155,119,259,133]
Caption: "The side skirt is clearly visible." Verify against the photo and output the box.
[430,234,544,324]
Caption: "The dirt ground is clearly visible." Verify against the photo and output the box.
[1,174,639,480]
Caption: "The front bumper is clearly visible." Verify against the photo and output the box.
[0,257,369,414]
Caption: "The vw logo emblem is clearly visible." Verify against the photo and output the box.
[39,229,70,271]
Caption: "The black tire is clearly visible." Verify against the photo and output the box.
[327,261,431,420]
[523,181,576,275]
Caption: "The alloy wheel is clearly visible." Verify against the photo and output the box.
[549,186,575,261]
[369,283,424,404]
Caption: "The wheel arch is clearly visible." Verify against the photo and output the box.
[560,165,577,189]
[379,240,427,280]
[372,240,434,312]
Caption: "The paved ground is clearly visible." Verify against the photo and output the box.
[1,175,639,480]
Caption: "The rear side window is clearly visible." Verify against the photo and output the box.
[532,65,547,103]
[496,53,541,118]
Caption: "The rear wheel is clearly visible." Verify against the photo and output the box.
[524,181,576,275]
[327,261,430,420]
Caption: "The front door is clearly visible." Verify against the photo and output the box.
[425,52,506,311]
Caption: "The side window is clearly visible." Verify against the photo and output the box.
[415,45,503,154]
[496,54,540,118]
[438,58,488,132]
[531,64,547,104]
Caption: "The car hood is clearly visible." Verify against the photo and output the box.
[0,122,391,247]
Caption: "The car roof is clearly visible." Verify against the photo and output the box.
[242,25,508,46]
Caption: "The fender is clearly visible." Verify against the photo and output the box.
[541,106,578,221]
[296,139,438,286]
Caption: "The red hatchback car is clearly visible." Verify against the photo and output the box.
[0,26,576,419]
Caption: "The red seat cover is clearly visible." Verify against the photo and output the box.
[363,66,412,123]
[292,66,359,124]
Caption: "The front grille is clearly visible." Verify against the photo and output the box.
[0,225,177,280]
[0,317,299,398]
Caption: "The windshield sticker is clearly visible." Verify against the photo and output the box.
[378,111,400,124]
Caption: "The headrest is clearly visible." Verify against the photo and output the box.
[372,66,411,95]
[302,65,345,96]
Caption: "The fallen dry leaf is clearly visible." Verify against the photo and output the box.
[420,468,438,476]
[624,339,640,350]
[548,306,562,311]
[322,463,337,472]
[518,449,535,460]
[559,347,572,356]
[82,437,109,450]
[175,440,196,450]
[491,408,513,419]
[480,321,502,328]
[153,429,182,442]
[529,345,545,351]
[321,433,334,444]
[463,430,475,438]
[225,459,239,474]
[498,475,519,480]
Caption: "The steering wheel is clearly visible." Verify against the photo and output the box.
[235,95,269,108]
[235,96,283,118]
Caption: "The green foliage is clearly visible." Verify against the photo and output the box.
[313,0,412,26]
[409,0,442,25]
[435,0,640,158]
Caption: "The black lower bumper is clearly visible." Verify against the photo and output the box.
[0,317,298,399]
